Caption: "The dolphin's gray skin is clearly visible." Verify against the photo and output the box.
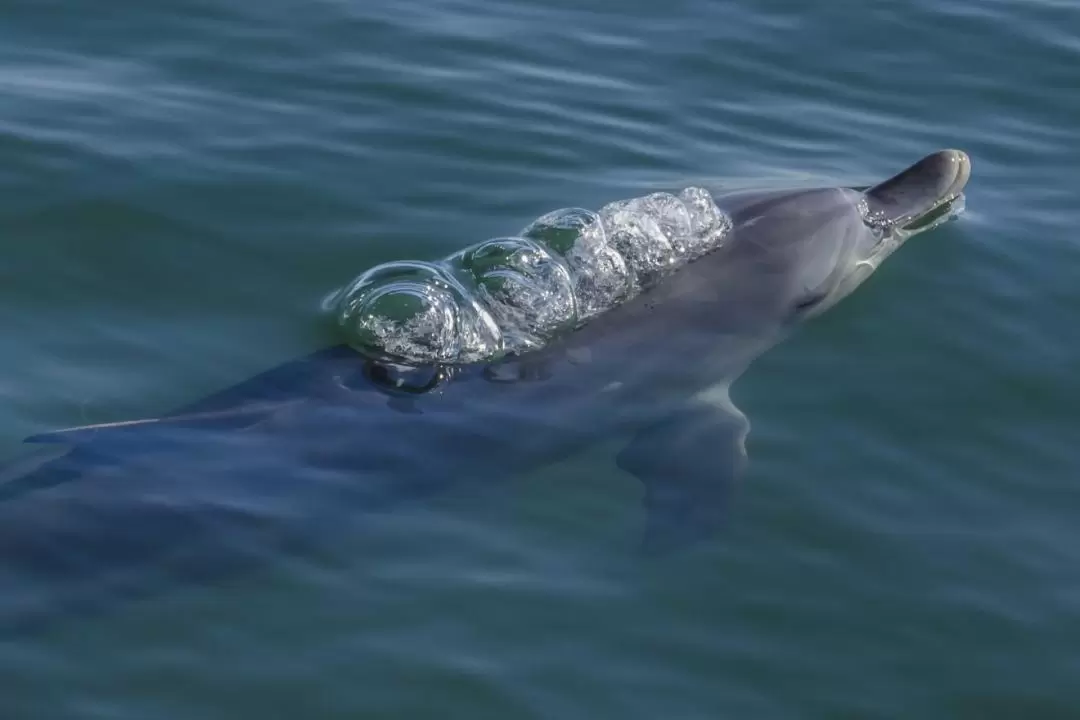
[0,150,970,634]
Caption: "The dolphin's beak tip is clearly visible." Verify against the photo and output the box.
[939,149,971,194]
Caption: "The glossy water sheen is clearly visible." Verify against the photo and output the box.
[1,0,1077,717]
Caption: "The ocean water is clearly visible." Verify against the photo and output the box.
[1,0,1078,717]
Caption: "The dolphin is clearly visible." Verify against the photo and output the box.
[0,150,970,633]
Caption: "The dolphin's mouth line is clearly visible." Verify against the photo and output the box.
[859,189,966,271]
[899,190,966,233]
[856,182,968,273]
[867,184,966,233]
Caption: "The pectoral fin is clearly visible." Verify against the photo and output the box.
[616,394,749,555]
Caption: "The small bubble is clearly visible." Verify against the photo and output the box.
[334,260,502,365]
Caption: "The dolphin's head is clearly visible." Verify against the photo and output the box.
[716,149,970,323]
[819,149,970,315]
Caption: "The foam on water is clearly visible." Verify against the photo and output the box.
[333,187,733,365]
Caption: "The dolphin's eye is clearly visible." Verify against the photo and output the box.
[794,292,827,312]
[790,288,831,319]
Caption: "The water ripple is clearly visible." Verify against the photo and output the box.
[1,0,1079,716]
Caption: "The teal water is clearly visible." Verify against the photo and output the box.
[2,0,1078,717]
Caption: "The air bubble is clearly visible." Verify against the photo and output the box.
[521,208,633,320]
[334,260,502,365]
[446,237,577,352]
[333,187,732,365]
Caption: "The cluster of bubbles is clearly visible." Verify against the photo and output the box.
[332,187,734,365]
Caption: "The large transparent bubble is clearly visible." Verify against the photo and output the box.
[520,208,632,320]
[334,261,502,365]
[446,236,577,353]
[334,186,732,365]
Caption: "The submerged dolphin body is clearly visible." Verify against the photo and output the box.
[0,151,970,633]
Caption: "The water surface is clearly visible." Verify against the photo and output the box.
[1,0,1078,717]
